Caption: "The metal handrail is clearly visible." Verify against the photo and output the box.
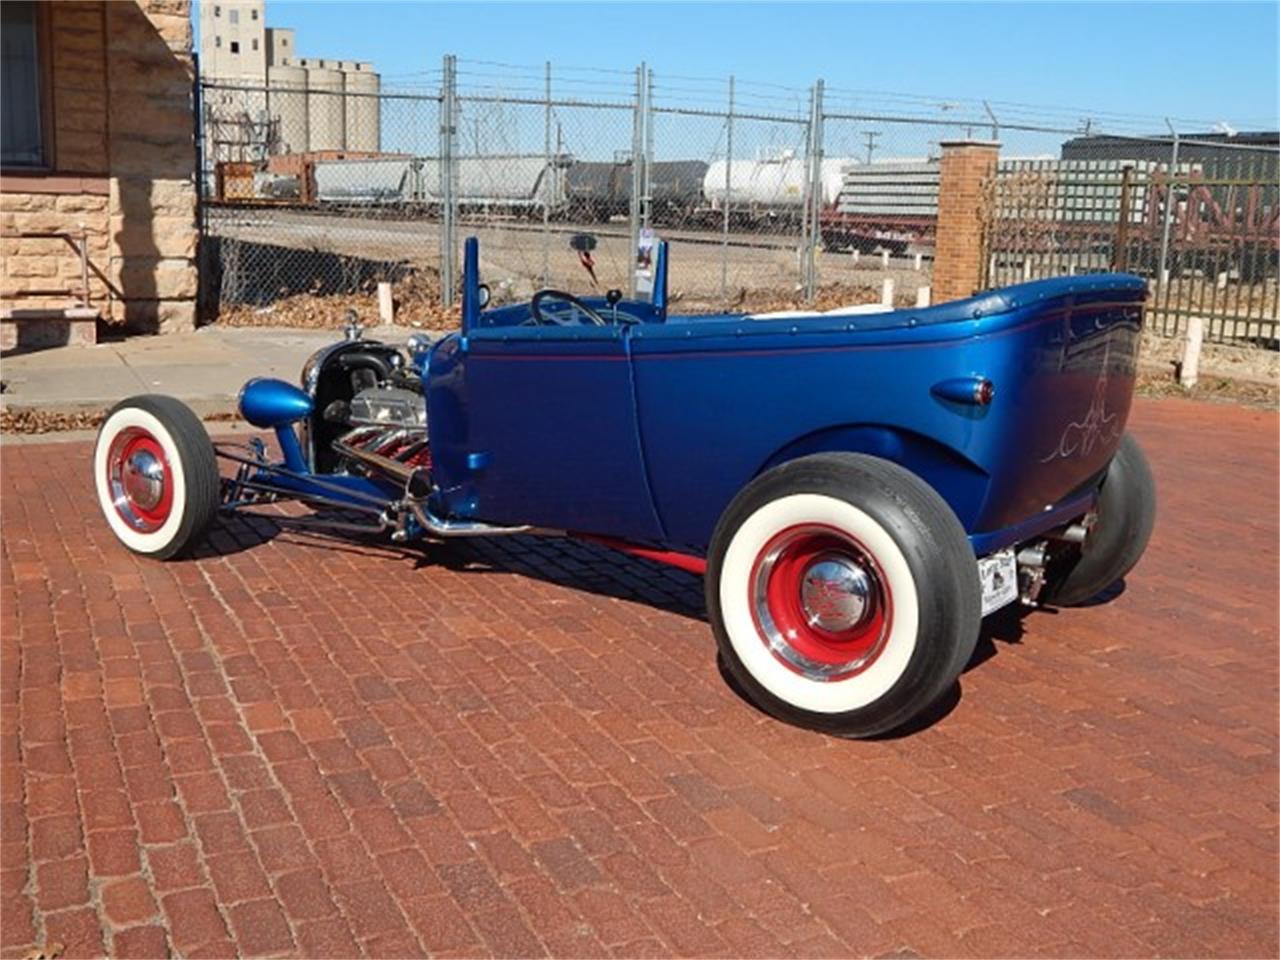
[2,225,92,307]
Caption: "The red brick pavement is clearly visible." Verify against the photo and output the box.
[1,396,1276,959]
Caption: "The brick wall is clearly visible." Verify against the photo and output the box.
[932,140,1000,304]
[0,1,197,341]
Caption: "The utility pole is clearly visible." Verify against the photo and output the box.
[863,130,881,165]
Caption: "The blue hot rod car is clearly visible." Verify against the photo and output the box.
[94,238,1155,737]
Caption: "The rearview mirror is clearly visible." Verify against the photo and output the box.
[477,283,490,309]
[569,233,598,253]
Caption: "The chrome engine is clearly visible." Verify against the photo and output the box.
[331,387,429,491]
[348,385,427,429]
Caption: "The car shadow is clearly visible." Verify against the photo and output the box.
[190,511,282,559]
[1073,577,1127,606]
[190,507,425,563]
[423,534,708,623]
[189,515,1129,740]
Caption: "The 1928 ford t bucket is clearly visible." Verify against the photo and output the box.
[94,238,1155,737]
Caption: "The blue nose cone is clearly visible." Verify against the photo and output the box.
[238,378,314,428]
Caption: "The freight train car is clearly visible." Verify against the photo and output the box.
[702,152,849,223]
[821,159,940,254]
[564,160,709,223]
[313,154,571,217]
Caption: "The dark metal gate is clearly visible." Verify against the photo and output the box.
[984,153,1279,346]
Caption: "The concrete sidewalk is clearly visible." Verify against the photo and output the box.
[0,324,424,416]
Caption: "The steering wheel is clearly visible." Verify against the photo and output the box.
[530,289,607,327]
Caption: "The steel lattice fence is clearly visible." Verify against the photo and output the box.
[984,146,1279,346]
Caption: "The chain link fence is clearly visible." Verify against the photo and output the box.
[196,56,1278,348]
[198,74,444,324]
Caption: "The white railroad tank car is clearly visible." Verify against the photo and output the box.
[702,152,851,212]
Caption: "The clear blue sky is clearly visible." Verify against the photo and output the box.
[197,1,1279,132]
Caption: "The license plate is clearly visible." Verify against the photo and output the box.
[978,549,1019,617]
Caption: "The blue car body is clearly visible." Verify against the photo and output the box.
[420,239,1144,558]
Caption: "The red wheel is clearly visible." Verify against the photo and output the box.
[104,428,175,533]
[749,524,892,681]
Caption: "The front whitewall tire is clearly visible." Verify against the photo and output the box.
[93,396,219,560]
[95,406,190,555]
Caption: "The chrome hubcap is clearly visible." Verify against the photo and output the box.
[749,524,893,683]
[800,556,873,633]
[122,449,165,511]
[106,427,172,533]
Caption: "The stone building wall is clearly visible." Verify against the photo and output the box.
[0,1,197,346]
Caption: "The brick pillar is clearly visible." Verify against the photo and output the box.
[933,140,1000,304]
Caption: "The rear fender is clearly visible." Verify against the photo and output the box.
[757,424,990,531]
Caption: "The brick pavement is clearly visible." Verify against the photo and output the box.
[1,396,1276,959]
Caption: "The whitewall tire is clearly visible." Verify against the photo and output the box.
[94,396,219,560]
[706,453,981,737]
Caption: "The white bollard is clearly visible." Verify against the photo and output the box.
[1180,316,1204,388]
[1160,268,1170,286]
[915,285,931,307]
[1022,258,1032,281]
[378,281,395,325]
[913,252,923,272]
[881,277,895,307]
[851,249,860,265]
[1216,271,1228,291]
[881,250,890,270]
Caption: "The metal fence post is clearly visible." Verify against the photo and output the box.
[439,54,457,307]
[1114,163,1133,273]
[628,62,646,298]
[542,61,552,287]
[802,80,824,302]
[1157,122,1179,288]
[644,66,654,230]
[720,74,735,307]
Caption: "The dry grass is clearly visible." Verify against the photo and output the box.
[0,409,237,436]
[1136,369,1277,409]
[212,268,461,331]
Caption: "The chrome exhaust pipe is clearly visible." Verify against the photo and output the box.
[333,436,536,539]
[1052,522,1090,544]
[406,500,535,538]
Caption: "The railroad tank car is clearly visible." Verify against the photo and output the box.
[702,154,850,215]
[565,160,709,222]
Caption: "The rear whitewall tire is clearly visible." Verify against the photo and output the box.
[719,494,920,714]
[94,397,219,560]
[706,453,982,738]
